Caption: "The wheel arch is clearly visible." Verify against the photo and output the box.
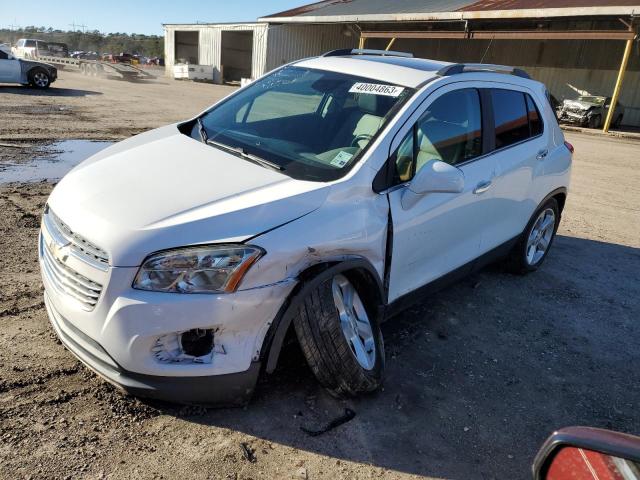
[546,187,567,214]
[260,257,384,374]
[27,65,47,77]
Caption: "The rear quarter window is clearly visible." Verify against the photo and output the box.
[526,94,543,136]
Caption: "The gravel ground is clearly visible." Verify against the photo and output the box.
[1,71,639,480]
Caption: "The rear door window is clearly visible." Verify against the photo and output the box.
[491,89,530,149]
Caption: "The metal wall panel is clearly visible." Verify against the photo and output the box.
[526,66,640,126]
[366,36,640,125]
[164,28,174,75]
[265,24,357,72]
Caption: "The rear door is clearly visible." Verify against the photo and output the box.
[385,84,497,302]
[481,85,550,252]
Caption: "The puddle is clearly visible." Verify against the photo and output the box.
[0,140,113,184]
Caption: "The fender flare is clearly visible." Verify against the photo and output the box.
[261,257,384,374]
[539,187,567,214]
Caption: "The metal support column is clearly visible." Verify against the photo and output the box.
[604,24,635,132]
[385,38,396,50]
[358,36,365,49]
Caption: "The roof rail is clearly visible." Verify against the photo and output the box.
[322,48,413,58]
[437,63,531,79]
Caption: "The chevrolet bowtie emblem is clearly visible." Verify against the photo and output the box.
[50,238,72,263]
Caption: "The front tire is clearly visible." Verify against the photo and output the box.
[293,273,384,397]
[507,198,560,274]
[29,68,51,89]
[588,114,601,129]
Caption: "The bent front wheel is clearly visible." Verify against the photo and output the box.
[293,273,384,397]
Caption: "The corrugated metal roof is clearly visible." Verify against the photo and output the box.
[264,0,476,18]
[460,0,640,10]
[264,0,640,19]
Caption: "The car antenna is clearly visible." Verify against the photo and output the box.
[480,37,494,63]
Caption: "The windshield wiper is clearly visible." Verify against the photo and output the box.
[206,138,284,171]
[196,117,208,143]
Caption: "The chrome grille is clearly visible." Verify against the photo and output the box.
[41,236,103,311]
[43,206,109,270]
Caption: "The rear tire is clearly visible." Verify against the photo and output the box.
[506,198,560,274]
[292,273,384,397]
[28,68,51,89]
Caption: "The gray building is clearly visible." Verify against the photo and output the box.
[164,0,640,126]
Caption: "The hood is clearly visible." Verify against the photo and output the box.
[561,99,599,111]
[48,125,330,266]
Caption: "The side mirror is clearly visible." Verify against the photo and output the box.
[533,427,640,480]
[401,159,464,210]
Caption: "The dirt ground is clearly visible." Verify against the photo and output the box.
[1,71,639,480]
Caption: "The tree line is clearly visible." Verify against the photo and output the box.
[0,27,163,57]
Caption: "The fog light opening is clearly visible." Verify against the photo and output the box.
[152,328,219,364]
[180,328,214,357]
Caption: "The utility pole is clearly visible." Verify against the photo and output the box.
[69,22,88,33]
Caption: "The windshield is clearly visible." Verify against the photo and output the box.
[192,66,413,182]
[577,96,606,105]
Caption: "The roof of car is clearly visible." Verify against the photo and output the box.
[294,53,536,89]
[294,55,453,88]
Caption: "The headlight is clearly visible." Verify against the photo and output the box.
[132,244,264,294]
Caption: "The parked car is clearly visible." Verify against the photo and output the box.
[145,56,163,66]
[40,49,572,405]
[12,38,50,59]
[557,95,624,129]
[0,44,57,88]
[46,42,70,58]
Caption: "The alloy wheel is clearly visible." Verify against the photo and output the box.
[526,208,556,265]
[332,274,376,370]
[33,72,49,88]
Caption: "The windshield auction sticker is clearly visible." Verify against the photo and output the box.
[349,83,405,97]
[330,151,353,167]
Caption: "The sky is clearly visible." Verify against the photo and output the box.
[2,0,307,35]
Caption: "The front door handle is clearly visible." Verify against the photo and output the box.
[473,180,492,194]
[536,149,549,160]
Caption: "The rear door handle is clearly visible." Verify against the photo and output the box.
[473,180,492,194]
[536,149,548,160]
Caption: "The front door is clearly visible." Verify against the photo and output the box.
[0,51,21,83]
[386,85,496,302]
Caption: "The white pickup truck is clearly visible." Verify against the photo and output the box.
[0,44,57,89]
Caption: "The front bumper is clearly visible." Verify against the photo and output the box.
[45,293,260,405]
[558,111,588,125]
[39,229,295,405]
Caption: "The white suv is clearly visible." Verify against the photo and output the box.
[40,49,572,405]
